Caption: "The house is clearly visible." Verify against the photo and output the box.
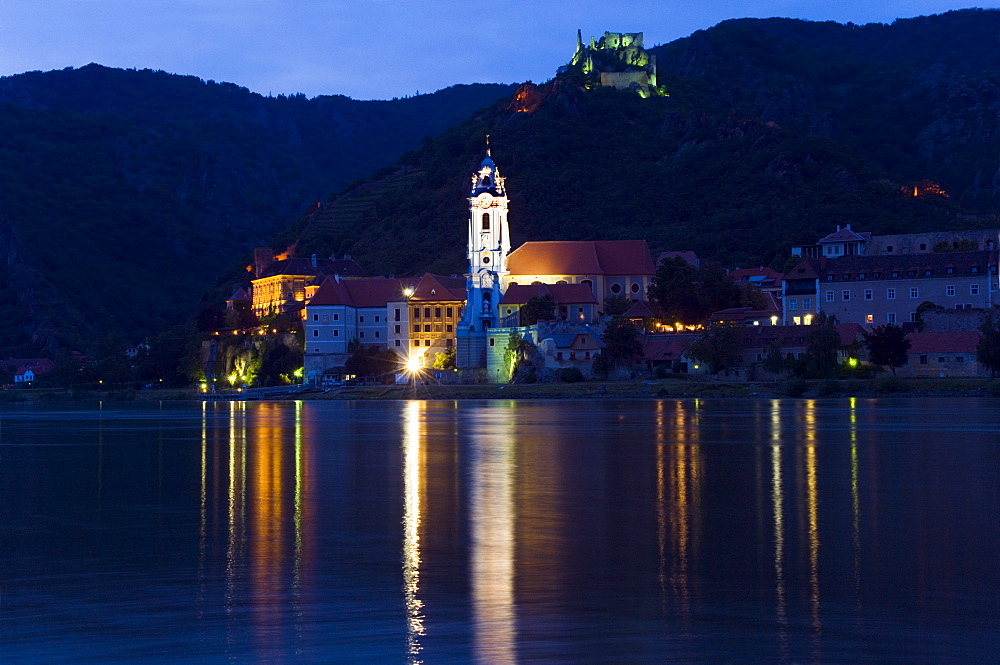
[250,252,367,318]
[729,266,783,298]
[7,358,55,385]
[639,334,699,373]
[710,292,782,327]
[303,276,408,380]
[498,282,598,327]
[536,328,605,376]
[503,240,656,311]
[390,273,466,367]
[900,331,987,378]
[736,323,866,378]
[782,250,998,328]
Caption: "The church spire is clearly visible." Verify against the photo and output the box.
[469,135,505,197]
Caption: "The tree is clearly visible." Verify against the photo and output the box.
[804,312,841,378]
[648,257,702,325]
[520,294,556,325]
[433,347,456,370]
[602,318,643,365]
[603,294,631,317]
[686,323,744,375]
[761,340,785,379]
[977,314,1000,378]
[863,324,910,376]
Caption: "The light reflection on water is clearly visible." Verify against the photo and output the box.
[1,398,999,664]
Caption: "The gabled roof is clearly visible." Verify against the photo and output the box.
[227,286,250,302]
[818,227,867,244]
[737,323,864,350]
[786,258,821,280]
[4,358,55,375]
[808,250,996,280]
[623,300,654,319]
[905,331,982,354]
[507,240,655,277]
[307,277,408,308]
[408,273,466,302]
[729,267,783,283]
[545,333,605,350]
[640,334,698,360]
[499,282,597,305]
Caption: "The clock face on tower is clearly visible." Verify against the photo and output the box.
[480,232,490,247]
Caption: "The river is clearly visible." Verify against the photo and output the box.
[1,398,997,663]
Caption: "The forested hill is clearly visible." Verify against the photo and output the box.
[0,64,516,355]
[289,9,1000,282]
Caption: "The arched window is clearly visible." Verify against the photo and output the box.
[482,213,490,230]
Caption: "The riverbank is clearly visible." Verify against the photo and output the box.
[6,376,997,402]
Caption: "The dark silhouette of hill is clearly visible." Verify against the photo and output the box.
[289,9,1000,284]
[0,64,516,354]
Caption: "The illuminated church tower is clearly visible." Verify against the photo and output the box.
[457,141,510,368]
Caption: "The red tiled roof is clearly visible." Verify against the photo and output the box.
[905,331,982,354]
[499,282,597,305]
[507,240,655,277]
[408,273,466,302]
[307,277,409,308]
[258,257,368,280]
[640,334,698,360]
[623,300,654,318]
[5,357,55,375]
[729,267,783,282]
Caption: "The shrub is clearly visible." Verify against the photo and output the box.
[986,380,1000,397]
[783,378,808,397]
[875,376,905,393]
[817,379,840,396]
[557,367,584,383]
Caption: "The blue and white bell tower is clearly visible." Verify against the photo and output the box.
[457,140,510,368]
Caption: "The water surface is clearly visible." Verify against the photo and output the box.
[1,398,998,663]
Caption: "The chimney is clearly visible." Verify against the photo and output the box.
[311,253,317,268]
[344,254,351,260]
[846,223,852,230]
[334,273,340,283]
[253,247,275,278]
[836,225,841,232]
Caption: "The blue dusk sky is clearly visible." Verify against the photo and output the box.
[1,1,997,100]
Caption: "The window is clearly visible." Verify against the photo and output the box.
[971,284,980,295]
[446,339,453,347]
[434,325,442,333]
[631,283,640,294]
[842,290,850,301]
[610,283,622,294]
[910,287,919,299]
[789,299,798,311]
[413,308,420,319]
[570,352,576,360]
[312,314,318,321]
[375,331,380,338]
[946,285,955,296]
[956,356,965,363]
[866,314,874,324]
[938,357,946,363]
[793,317,801,325]
[482,212,490,231]
[312,330,319,337]
[435,307,441,318]
[826,275,834,281]
[394,308,400,321]
[825,291,834,302]
[924,270,933,277]
[394,325,400,334]
[972,266,980,274]
[423,325,431,332]
[911,312,918,322]
[424,340,430,346]
[887,288,896,299]
[413,325,420,333]
[873,272,881,279]
[394,340,400,347]
[359,316,365,323]
[556,352,563,360]
[920,355,928,364]
[892,271,899,278]
[585,351,591,360]
[864,289,873,300]
[446,307,453,318]
[920,243,927,250]
[843,274,850,280]
[859,273,866,280]
[424,307,431,318]
[414,340,420,347]
[803,298,811,310]
[333,313,339,321]
[446,324,453,332]
[887,312,896,323]
[489,338,495,347]
[886,246,894,253]
[375,315,380,323]
[947,267,954,275]
[333,330,339,337]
